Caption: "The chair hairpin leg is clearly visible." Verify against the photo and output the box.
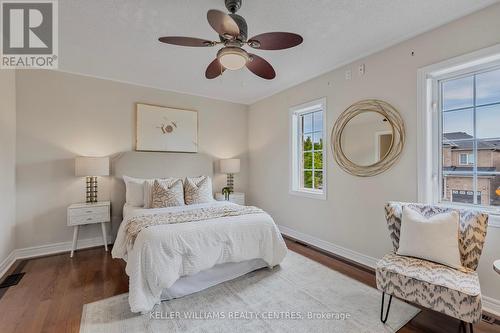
[460,320,474,333]
[380,292,393,324]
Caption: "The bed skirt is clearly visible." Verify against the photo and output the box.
[160,258,268,301]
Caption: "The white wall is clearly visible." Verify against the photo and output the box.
[0,70,16,265]
[15,70,248,248]
[248,3,500,303]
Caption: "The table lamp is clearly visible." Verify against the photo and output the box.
[75,156,110,203]
[220,159,240,193]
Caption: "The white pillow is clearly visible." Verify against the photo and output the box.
[397,207,463,269]
[123,176,147,207]
[143,179,155,208]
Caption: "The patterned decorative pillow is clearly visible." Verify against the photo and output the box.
[144,178,177,208]
[184,176,214,205]
[150,179,185,208]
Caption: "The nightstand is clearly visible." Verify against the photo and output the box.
[67,201,110,257]
[215,192,245,205]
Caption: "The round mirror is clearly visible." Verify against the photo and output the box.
[331,100,405,177]
[340,111,393,166]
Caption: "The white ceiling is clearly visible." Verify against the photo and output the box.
[59,0,498,105]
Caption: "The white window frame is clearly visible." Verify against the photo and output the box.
[417,43,500,226]
[458,153,474,166]
[289,97,327,200]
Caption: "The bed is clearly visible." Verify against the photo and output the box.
[112,200,287,313]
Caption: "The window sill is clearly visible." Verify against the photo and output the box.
[436,201,500,228]
[290,189,327,200]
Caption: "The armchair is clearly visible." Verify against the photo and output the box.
[376,202,488,333]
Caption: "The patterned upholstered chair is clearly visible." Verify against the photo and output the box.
[376,202,488,333]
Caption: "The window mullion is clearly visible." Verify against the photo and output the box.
[472,74,478,205]
[311,112,315,190]
[298,115,304,189]
[437,79,444,204]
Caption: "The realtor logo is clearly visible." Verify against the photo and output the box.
[1,0,58,68]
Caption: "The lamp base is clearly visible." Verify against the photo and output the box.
[86,176,98,203]
[226,173,234,193]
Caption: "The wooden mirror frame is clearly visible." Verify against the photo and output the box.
[330,99,405,177]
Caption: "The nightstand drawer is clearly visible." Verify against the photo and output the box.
[68,213,109,226]
[69,205,108,217]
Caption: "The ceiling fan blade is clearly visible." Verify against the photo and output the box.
[246,54,276,80]
[158,36,215,47]
[205,58,225,79]
[207,9,240,39]
[248,32,303,50]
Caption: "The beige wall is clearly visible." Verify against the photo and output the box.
[248,3,500,302]
[0,70,16,265]
[15,70,248,248]
[340,114,392,166]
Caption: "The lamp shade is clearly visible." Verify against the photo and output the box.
[75,156,110,176]
[220,159,240,174]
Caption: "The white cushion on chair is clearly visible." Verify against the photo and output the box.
[397,207,462,269]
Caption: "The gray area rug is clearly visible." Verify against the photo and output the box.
[80,251,419,333]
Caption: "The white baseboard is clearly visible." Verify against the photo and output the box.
[0,250,17,281]
[0,235,112,279]
[278,224,500,318]
[483,296,500,317]
[278,224,378,269]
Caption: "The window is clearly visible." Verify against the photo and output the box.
[440,68,500,207]
[459,153,474,165]
[418,45,500,218]
[290,98,327,199]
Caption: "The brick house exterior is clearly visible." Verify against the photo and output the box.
[442,132,500,206]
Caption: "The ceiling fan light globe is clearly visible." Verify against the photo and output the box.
[217,47,249,70]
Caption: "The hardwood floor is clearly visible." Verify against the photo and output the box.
[0,240,497,333]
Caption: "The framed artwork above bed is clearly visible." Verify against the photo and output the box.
[136,103,198,153]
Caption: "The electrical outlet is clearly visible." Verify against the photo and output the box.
[358,64,365,76]
[345,70,352,80]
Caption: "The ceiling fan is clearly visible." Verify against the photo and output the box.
[158,0,303,80]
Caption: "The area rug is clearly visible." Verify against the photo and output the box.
[80,251,419,333]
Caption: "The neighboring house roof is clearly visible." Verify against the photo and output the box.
[444,132,473,140]
[443,132,500,150]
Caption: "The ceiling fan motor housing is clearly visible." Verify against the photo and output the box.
[229,14,247,41]
[225,0,242,13]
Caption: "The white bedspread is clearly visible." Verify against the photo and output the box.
[112,201,287,313]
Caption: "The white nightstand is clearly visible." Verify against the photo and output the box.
[215,192,245,205]
[67,201,110,257]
